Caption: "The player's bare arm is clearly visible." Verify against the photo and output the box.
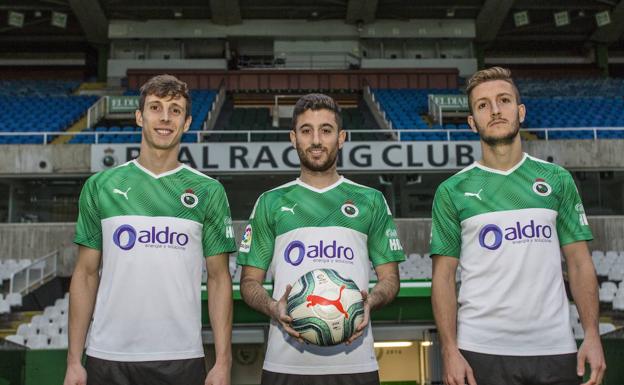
[205,253,233,385]
[63,246,102,385]
[346,262,400,344]
[240,265,301,341]
[562,241,606,385]
[431,255,476,385]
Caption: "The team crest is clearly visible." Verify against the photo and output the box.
[532,178,552,197]
[180,188,199,208]
[341,200,359,218]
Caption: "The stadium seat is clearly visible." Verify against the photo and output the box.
[26,334,49,349]
[0,300,10,314]
[599,282,617,303]
[6,292,22,307]
[49,334,68,349]
[5,334,25,345]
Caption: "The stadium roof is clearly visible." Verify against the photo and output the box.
[1,0,623,54]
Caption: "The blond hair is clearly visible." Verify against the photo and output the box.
[466,67,521,113]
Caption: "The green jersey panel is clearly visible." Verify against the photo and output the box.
[75,175,103,250]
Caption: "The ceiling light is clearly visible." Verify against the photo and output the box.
[8,11,25,27]
[373,341,414,348]
[595,10,611,27]
[174,11,183,18]
[513,11,530,27]
[554,11,570,27]
[51,11,67,28]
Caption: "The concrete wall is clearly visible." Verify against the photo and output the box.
[2,217,622,277]
[1,140,623,177]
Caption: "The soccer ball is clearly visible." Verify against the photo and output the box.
[287,268,364,346]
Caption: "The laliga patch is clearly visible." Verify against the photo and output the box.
[341,201,359,218]
[180,189,199,208]
[532,178,552,197]
[239,224,253,252]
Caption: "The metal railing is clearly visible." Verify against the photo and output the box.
[1,127,623,144]
[86,96,106,129]
[9,250,58,295]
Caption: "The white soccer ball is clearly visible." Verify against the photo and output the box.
[287,268,364,346]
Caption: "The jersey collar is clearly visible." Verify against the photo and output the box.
[473,152,528,176]
[296,176,345,193]
[131,159,186,179]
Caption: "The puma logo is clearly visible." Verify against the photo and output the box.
[464,189,483,201]
[280,204,297,215]
[113,187,131,200]
[306,285,349,318]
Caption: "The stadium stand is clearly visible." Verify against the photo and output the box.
[0,80,98,144]
[6,292,69,349]
[70,89,218,144]
[372,79,624,140]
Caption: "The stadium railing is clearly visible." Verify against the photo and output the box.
[8,251,58,295]
[3,127,624,144]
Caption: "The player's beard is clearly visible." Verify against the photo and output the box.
[296,140,339,172]
[475,113,521,147]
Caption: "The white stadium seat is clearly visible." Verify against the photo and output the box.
[599,282,617,303]
[6,293,22,307]
[26,334,49,349]
[49,334,68,349]
[613,295,624,311]
[0,300,10,314]
[5,334,25,345]
[599,323,616,335]
[16,324,37,337]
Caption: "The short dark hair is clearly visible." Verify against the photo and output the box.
[138,74,192,117]
[292,93,342,130]
[466,66,521,114]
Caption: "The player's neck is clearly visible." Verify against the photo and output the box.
[478,138,524,171]
[299,167,341,189]
[136,145,181,175]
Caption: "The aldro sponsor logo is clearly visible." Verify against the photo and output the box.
[113,224,189,251]
[478,220,553,250]
[284,240,355,266]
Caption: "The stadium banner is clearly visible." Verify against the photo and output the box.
[107,96,139,114]
[91,142,482,173]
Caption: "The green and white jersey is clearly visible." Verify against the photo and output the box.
[430,153,592,356]
[75,159,236,362]
[237,176,405,375]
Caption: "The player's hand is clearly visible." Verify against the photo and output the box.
[578,333,606,385]
[204,362,230,385]
[63,362,87,385]
[270,284,303,343]
[346,290,370,345]
[442,348,477,385]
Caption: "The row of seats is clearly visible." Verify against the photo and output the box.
[0,293,23,314]
[67,90,218,144]
[5,293,69,349]
[0,80,81,97]
[373,86,624,140]
[515,77,624,98]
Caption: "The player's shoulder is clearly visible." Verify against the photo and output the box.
[436,162,479,194]
[341,177,385,201]
[525,154,570,176]
[85,160,134,186]
[180,164,219,183]
[252,179,300,211]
